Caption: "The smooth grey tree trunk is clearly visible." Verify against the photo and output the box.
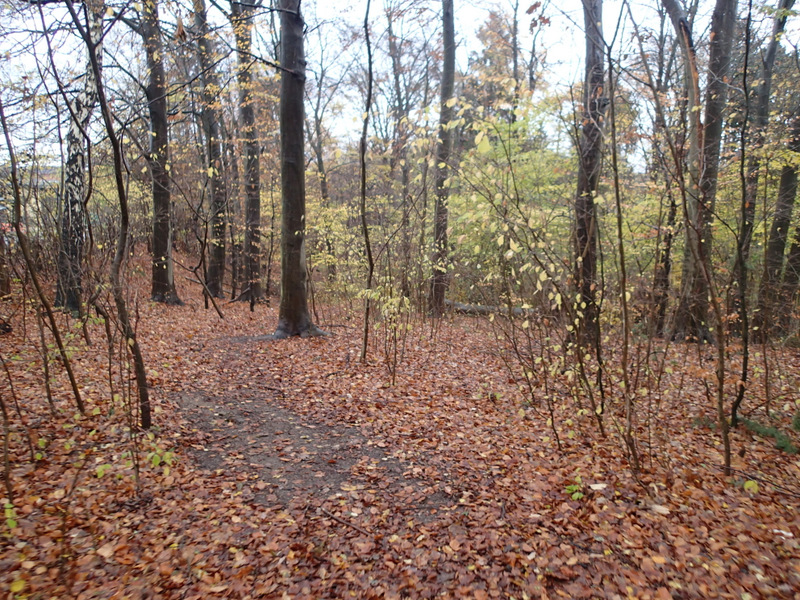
[194,0,227,298]
[429,0,455,317]
[273,0,323,339]
[142,0,181,304]
[231,0,262,303]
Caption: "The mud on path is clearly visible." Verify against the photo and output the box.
[173,333,451,518]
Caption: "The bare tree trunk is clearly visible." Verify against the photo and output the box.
[63,0,152,429]
[0,98,85,417]
[0,233,10,298]
[736,0,794,313]
[648,10,679,337]
[387,11,412,297]
[574,0,606,345]
[224,128,242,298]
[429,0,455,317]
[142,0,181,304]
[773,113,800,329]
[273,0,323,339]
[194,0,227,298]
[56,1,102,312]
[231,0,262,303]
[665,0,737,343]
[360,0,375,362]
[510,0,520,121]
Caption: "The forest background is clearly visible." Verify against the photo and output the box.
[0,0,800,597]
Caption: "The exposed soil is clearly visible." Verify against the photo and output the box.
[175,334,451,517]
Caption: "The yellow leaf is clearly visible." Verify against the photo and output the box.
[445,96,457,108]
[744,480,759,494]
[10,580,25,593]
[477,136,491,154]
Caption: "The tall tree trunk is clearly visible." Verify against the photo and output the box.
[56,1,103,312]
[429,0,455,317]
[0,233,10,298]
[387,10,412,297]
[223,126,243,298]
[648,10,679,337]
[510,0,520,122]
[665,0,737,342]
[769,112,800,330]
[359,0,374,361]
[737,0,794,327]
[194,0,227,298]
[142,0,181,304]
[273,0,323,339]
[574,0,606,345]
[231,0,262,303]
[62,0,151,428]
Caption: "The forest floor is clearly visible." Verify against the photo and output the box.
[1,274,800,599]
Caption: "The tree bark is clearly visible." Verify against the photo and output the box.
[194,0,227,298]
[387,12,412,297]
[231,0,262,303]
[142,0,181,304]
[429,0,455,317]
[273,0,323,339]
[737,0,794,326]
[0,233,10,298]
[62,0,152,428]
[56,1,103,312]
[574,0,606,345]
[665,0,737,342]
[767,112,800,331]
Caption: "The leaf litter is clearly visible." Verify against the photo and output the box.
[0,281,799,599]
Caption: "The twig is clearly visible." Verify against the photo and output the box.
[320,506,372,536]
[182,276,224,319]
[714,465,800,499]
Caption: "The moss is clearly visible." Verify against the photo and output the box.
[743,418,799,454]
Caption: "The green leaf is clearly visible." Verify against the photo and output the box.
[96,464,112,478]
[743,480,759,494]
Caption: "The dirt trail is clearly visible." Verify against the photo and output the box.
[175,335,450,517]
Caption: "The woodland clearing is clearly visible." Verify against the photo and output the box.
[0,273,799,600]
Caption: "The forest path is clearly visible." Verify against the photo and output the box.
[146,300,800,599]
[172,329,451,516]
